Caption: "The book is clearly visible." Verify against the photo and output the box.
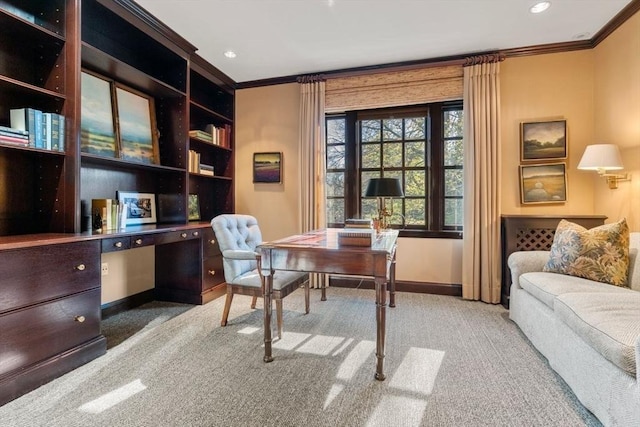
[91,199,115,231]
[10,108,41,148]
[345,218,373,229]
[0,125,28,137]
[0,130,28,139]
[44,113,61,151]
[57,114,65,152]
[189,130,213,143]
[0,135,29,146]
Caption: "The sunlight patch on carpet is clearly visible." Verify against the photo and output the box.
[389,347,444,395]
[77,379,146,414]
[365,395,427,427]
[271,332,312,350]
[323,384,345,410]
[336,340,376,380]
[237,326,260,334]
[296,335,346,355]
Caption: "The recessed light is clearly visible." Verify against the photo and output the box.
[530,1,551,14]
[223,50,237,59]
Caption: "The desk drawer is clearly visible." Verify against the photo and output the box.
[0,241,100,314]
[155,230,201,245]
[0,288,101,378]
[202,228,220,258]
[203,255,224,289]
[130,234,157,248]
[101,237,131,253]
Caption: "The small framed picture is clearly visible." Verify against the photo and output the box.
[520,119,567,161]
[188,194,200,221]
[117,191,157,225]
[253,152,282,183]
[520,163,567,204]
[114,83,159,165]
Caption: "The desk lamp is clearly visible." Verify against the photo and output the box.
[364,177,404,230]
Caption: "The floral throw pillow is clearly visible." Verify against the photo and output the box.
[543,218,630,287]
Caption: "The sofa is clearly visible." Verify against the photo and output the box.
[508,229,640,426]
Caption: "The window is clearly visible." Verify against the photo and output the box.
[326,101,463,238]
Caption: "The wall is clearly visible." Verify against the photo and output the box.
[500,50,596,216]
[593,12,640,230]
[101,247,154,304]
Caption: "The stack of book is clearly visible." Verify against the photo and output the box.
[188,130,213,144]
[91,199,127,231]
[0,125,29,146]
[9,108,65,151]
[188,150,200,173]
[345,218,373,229]
[199,163,214,176]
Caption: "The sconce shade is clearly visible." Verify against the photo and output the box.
[578,144,624,171]
[364,178,404,198]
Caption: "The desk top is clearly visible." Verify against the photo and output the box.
[260,228,399,253]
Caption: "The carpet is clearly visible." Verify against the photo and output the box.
[0,288,601,426]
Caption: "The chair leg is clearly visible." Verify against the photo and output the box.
[276,298,283,339]
[321,274,327,301]
[250,296,258,309]
[304,281,310,314]
[221,291,234,327]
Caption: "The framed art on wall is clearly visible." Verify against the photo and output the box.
[117,191,157,225]
[80,71,117,158]
[114,84,159,165]
[188,194,200,221]
[520,119,567,161]
[519,163,567,204]
[253,152,282,183]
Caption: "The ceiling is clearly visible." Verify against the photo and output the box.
[134,0,634,84]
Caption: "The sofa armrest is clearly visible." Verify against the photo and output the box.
[507,251,549,289]
[222,249,259,260]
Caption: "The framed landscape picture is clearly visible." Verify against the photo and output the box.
[253,152,282,183]
[117,191,157,225]
[114,84,159,165]
[188,194,200,221]
[520,120,567,161]
[520,163,567,204]
[80,71,117,158]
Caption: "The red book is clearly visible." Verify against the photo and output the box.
[0,135,29,145]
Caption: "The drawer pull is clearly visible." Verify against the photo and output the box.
[114,241,123,248]
[209,239,216,245]
[75,315,86,323]
[193,231,199,237]
[135,239,143,245]
[208,270,216,276]
[76,264,86,271]
[181,233,187,238]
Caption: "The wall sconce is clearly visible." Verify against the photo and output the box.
[577,144,630,189]
[364,177,404,230]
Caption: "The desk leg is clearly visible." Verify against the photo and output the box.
[389,254,397,308]
[374,277,387,381]
[263,273,274,363]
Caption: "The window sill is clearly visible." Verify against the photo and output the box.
[397,229,462,239]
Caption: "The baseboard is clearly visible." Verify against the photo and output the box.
[101,289,155,320]
[329,276,462,297]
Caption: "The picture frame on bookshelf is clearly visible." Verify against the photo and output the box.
[253,152,282,183]
[114,84,159,165]
[80,71,118,158]
[520,119,567,161]
[117,191,157,225]
[519,163,567,205]
[188,194,200,221]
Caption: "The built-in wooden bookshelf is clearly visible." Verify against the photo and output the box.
[0,0,235,236]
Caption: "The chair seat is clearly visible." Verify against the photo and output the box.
[231,269,308,291]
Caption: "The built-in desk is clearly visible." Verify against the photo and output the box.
[0,222,224,406]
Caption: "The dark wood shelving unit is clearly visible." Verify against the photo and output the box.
[0,0,236,405]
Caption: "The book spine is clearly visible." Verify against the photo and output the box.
[33,110,43,149]
[43,112,52,150]
[0,135,29,145]
[0,130,28,139]
[0,125,28,136]
[49,113,60,151]
[58,114,65,152]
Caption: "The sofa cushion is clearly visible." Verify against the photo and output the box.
[519,272,631,309]
[543,218,630,287]
[554,292,640,377]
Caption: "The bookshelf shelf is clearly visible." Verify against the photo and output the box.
[0,1,66,35]
[190,100,233,124]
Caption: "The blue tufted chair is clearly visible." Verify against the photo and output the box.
[211,214,309,338]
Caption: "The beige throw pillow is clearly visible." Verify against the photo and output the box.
[543,218,630,287]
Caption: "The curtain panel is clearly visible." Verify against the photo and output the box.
[462,56,502,303]
[325,65,463,112]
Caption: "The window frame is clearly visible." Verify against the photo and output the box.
[325,101,463,239]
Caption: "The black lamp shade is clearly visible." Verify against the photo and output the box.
[364,178,404,198]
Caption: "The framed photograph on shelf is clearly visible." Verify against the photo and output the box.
[188,194,200,221]
[253,152,282,183]
[114,84,159,165]
[520,163,567,204]
[117,191,157,225]
[80,71,117,158]
[520,119,567,161]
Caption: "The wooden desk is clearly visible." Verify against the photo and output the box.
[258,228,399,380]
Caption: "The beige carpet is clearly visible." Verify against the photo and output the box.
[0,288,600,426]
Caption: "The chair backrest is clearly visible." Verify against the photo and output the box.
[211,214,263,283]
